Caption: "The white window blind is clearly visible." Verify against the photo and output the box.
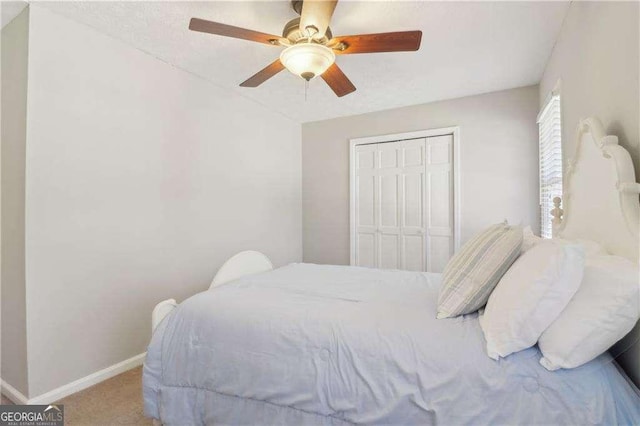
[537,94,562,239]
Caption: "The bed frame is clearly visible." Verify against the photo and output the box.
[151,250,273,331]
[551,117,640,387]
[150,116,640,388]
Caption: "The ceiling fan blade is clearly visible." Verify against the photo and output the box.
[189,18,281,46]
[321,63,356,97]
[239,59,286,87]
[299,0,338,38]
[331,31,422,54]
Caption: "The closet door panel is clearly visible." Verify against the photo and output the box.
[400,139,427,270]
[428,170,452,228]
[429,139,451,165]
[380,233,400,269]
[356,149,376,169]
[428,236,451,273]
[379,144,399,169]
[403,234,424,271]
[376,142,402,269]
[357,175,376,227]
[357,232,376,268]
[403,144,424,167]
[379,174,399,228]
[426,135,454,272]
[354,144,378,267]
[403,173,423,228]
[401,139,426,233]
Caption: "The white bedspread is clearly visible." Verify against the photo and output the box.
[143,263,640,425]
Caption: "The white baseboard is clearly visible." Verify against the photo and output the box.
[1,379,29,405]
[2,352,146,405]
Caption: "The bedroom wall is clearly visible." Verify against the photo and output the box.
[23,5,301,397]
[540,1,639,180]
[302,85,540,265]
[1,7,30,397]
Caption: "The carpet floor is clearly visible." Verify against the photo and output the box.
[2,366,152,426]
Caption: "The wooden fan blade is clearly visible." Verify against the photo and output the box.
[240,59,286,87]
[331,31,422,54]
[299,0,338,38]
[189,18,280,46]
[321,63,356,97]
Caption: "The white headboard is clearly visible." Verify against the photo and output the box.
[554,117,640,387]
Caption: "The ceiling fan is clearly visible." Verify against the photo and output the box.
[189,0,422,97]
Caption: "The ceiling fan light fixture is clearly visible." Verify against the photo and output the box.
[279,43,336,81]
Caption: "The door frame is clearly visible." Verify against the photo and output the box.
[349,126,461,267]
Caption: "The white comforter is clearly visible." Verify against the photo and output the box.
[143,263,640,425]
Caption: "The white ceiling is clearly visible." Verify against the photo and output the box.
[34,1,570,123]
[1,1,28,28]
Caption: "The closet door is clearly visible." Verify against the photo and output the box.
[353,135,453,272]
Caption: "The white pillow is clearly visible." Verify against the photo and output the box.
[479,240,585,359]
[538,255,640,370]
[520,226,606,258]
[521,226,542,253]
[554,238,608,257]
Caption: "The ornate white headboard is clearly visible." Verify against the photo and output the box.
[555,117,640,259]
[553,117,640,387]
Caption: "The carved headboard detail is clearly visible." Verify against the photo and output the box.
[552,117,640,388]
[554,117,640,260]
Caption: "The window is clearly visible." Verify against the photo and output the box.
[537,94,562,238]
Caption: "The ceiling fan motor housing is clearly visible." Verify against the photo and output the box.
[282,17,332,45]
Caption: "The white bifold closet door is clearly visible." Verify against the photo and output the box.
[354,136,454,272]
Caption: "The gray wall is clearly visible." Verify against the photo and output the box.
[302,85,540,265]
[540,1,639,180]
[22,6,302,397]
[539,0,640,388]
[1,7,29,397]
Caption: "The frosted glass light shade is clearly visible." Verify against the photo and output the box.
[279,43,336,81]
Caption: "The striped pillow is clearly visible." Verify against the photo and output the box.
[437,222,523,319]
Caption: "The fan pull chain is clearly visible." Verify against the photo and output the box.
[304,79,309,101]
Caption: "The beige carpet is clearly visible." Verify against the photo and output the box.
[57,366,152,425]
[2,366,152,426]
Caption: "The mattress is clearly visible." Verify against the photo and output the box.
[143,263,640,425]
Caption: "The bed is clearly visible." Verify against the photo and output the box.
[143,117,640,425]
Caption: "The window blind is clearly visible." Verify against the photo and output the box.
[537,95,562,239]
